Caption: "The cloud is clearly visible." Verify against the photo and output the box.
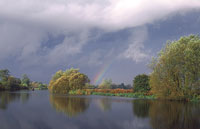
[1,0,200,31]
[120,27,151,63]
[0,0,200,81]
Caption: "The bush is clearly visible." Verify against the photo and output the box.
[133,74,150,93]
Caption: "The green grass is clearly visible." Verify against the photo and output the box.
[190,95,200,102]
[67,90,156,99]
[91,92,156,99]
[66,90,200,101]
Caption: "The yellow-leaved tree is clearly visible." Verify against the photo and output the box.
[48,68,90,94]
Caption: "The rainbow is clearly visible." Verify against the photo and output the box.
[93,61,113,85]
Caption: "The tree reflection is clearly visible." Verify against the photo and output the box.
[0,92,30,109]
[149,101,200,129]
[132,99,200,129]
[96,98,112,112]
[132,99,151,118]
[49,95,90,117]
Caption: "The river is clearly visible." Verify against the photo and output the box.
[0,90,199,129]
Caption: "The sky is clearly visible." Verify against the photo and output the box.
[0,0,200,85]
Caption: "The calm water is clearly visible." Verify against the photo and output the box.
[0,91,200,129]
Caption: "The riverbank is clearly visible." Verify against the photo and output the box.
[67,89,200,101]
[68,89,156,99]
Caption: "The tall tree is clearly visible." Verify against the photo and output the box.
[0,69,10,82]
[150,35,200,99]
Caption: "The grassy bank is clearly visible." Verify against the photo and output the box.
[68,89,156,99]
[66,89,200,101]
[91,92,156,99]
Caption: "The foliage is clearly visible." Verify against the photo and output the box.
[48,68,90,94]
[21,74,30,88]
[111,83,132,89]
[133,74,150,93]
[67,88,155,99]
[91,92,155,99]
[6,76,21,90]
[0,69,39,91]
[0,69,10,88]
[0,69,23,91]
[150,35,200,100]
[92,88,133,94]
[84,83,95,89]
[31,81,48,90]
[98,79,112,89]
[0,69,9,82]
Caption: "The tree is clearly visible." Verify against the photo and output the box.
[98,79,112,89]
[6,76,21,90]
[48,68,90,94]
[0,69,10,86]
[52,70,64,81]
[30,81,48,90]
[21,74,30,88]
[133,74,150,92]
[150,35,200,99]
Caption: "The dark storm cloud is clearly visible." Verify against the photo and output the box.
[0,0,200,84]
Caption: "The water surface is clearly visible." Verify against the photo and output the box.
[0,91,199,129]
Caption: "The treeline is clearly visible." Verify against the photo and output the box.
[0,69,47,91]
[48,68,132,94]
[132,35,200,100]
[97,79,132,89]
[48,35,200,101]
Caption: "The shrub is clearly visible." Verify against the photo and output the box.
[133,74,150,93]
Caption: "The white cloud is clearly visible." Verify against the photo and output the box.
[1,0,200,32]
[120,27,151,63]
[0,0,200,66]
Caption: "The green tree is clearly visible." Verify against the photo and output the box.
[150,35,200,99]
[0,69,10,86]
[21,74,30,88]
[6,76,21,90]
[98,79,112,89]
[133,74,150,92]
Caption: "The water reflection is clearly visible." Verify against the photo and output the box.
[0,91,30,110]
[132,99,151,118]
[132,99,200,129]
[149,101,200,129]
[96,98,112,112]
[49,95,90,117]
